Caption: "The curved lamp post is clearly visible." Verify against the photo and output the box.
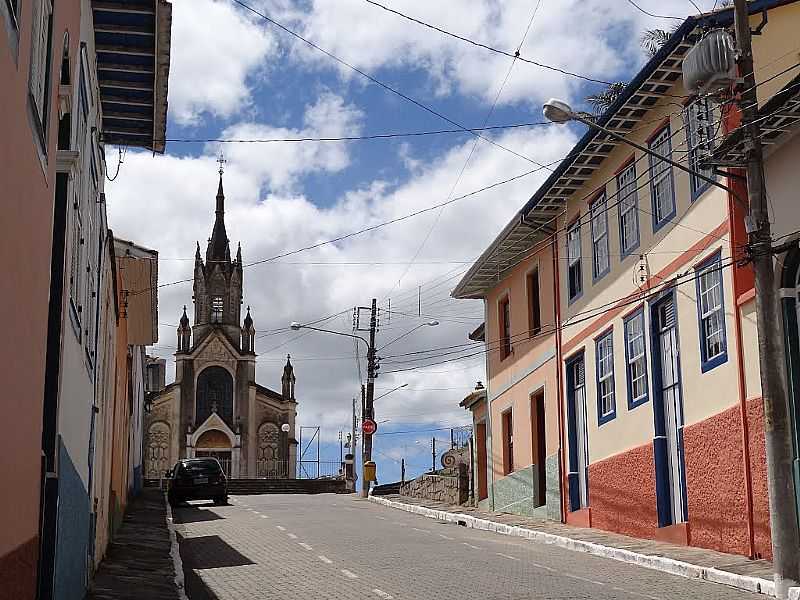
[542,98,739,201]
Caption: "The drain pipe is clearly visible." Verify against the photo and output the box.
[552,233,567,523]
[728,169,756,559]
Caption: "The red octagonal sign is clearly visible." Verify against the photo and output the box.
[361,418,378,435]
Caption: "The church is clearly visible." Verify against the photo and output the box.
[144,167,298,479]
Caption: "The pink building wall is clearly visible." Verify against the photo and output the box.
[0,1,80,597]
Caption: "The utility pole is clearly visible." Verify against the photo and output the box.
[351,397,358,489]
[431,437,436,472]
[361,298,378,498]
[733,1,800,594]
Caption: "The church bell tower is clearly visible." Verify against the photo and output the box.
[189,157,244,350]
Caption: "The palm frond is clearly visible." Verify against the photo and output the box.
[585,81,628,116]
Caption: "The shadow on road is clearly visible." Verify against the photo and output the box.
[171,503,225,524]
[177,533,255,569]
[179,532,256,600]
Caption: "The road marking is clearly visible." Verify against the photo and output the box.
[612,588,660,600]
[412,527,429,533]
[318,555,333,564]
[372,589,393,599]
[259,515,269,519]
[391,521,404,526]
[287,533,298,539]
[375,516,387,520]
[462,543,482,550]
[340,569,359,579]
[298,542,313,550]
[438,533,454,540]
[276,526,286,531]
[496,553,520,561]
[531,563,555,571]
[564,573,604,585]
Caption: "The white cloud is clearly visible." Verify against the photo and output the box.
[274,0,718,109]
[168,0,277,125]
[106,122,576,434]
[211,92,364,191]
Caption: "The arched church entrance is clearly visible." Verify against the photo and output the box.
[195,429,233,477]
[779,246,800,519]
[196,366,233,426]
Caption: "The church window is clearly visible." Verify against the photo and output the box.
[196,366,233,426]
[211,296,223,322]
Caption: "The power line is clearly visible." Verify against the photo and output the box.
[380,257,739,374]
[363,0,616,85]
[231,0,552,170]
[623,0,684,20]
[161,121,551,144]
[388,0,542,297]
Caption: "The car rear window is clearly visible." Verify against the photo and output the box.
[178,460,222,476]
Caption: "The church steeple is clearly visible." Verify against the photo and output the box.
[282,354,296,401]
[207,171,230,263]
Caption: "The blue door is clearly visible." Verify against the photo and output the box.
[651,294,687,526]
[566,354,589,511]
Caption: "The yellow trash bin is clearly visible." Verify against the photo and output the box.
[363,461,377,482]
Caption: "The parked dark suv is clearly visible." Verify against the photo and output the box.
[167,458,228,506]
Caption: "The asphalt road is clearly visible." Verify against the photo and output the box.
[174,493,763,600]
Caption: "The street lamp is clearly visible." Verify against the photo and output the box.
[542,98,739,201]
[373,383,408,402]
[289,321,370,351]
[378,320,439,351]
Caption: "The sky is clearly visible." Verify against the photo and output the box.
[106,0,719,483]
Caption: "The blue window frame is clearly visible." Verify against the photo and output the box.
[649,126,676,232]
[590,193,610,281]
[567,218,583,302]
[617,161,640,256]
[624,308,649,409]
[695,251,728,372]
[595,330,616,425]
[685,98,716,200]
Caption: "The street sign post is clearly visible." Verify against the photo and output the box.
[361,418,377,435]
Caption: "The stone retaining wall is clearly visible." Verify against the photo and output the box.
[400,466,469,505]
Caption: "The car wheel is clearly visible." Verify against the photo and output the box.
[168,494,180,507]
[213,495,227,506]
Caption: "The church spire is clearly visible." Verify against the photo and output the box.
[207,154,230,263]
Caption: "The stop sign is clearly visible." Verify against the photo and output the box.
[361,418,378,435]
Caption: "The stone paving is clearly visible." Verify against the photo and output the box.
[380,494,774,582]
[88,488,180,600]
[175,493,766,599]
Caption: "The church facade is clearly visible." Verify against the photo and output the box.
[144,173,298,479]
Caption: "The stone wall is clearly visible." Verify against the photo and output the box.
[400,466,469,505]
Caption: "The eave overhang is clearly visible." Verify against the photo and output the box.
[92,0,172,153]
[451,0,791,300]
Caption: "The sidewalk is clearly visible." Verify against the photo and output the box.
[371,494,785,597]
[88,488,184,600]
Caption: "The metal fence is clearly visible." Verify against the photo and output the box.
[297,460,344,480]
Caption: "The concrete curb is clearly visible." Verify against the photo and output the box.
[164,493,189,600]
[370,496,775,596]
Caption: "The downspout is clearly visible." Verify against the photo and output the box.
[730,176,756,559]
[552,232,567,523]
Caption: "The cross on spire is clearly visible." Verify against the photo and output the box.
[216,151,227,176]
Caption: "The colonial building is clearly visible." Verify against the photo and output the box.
[454,0,800,561]
[144,172,298,479]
